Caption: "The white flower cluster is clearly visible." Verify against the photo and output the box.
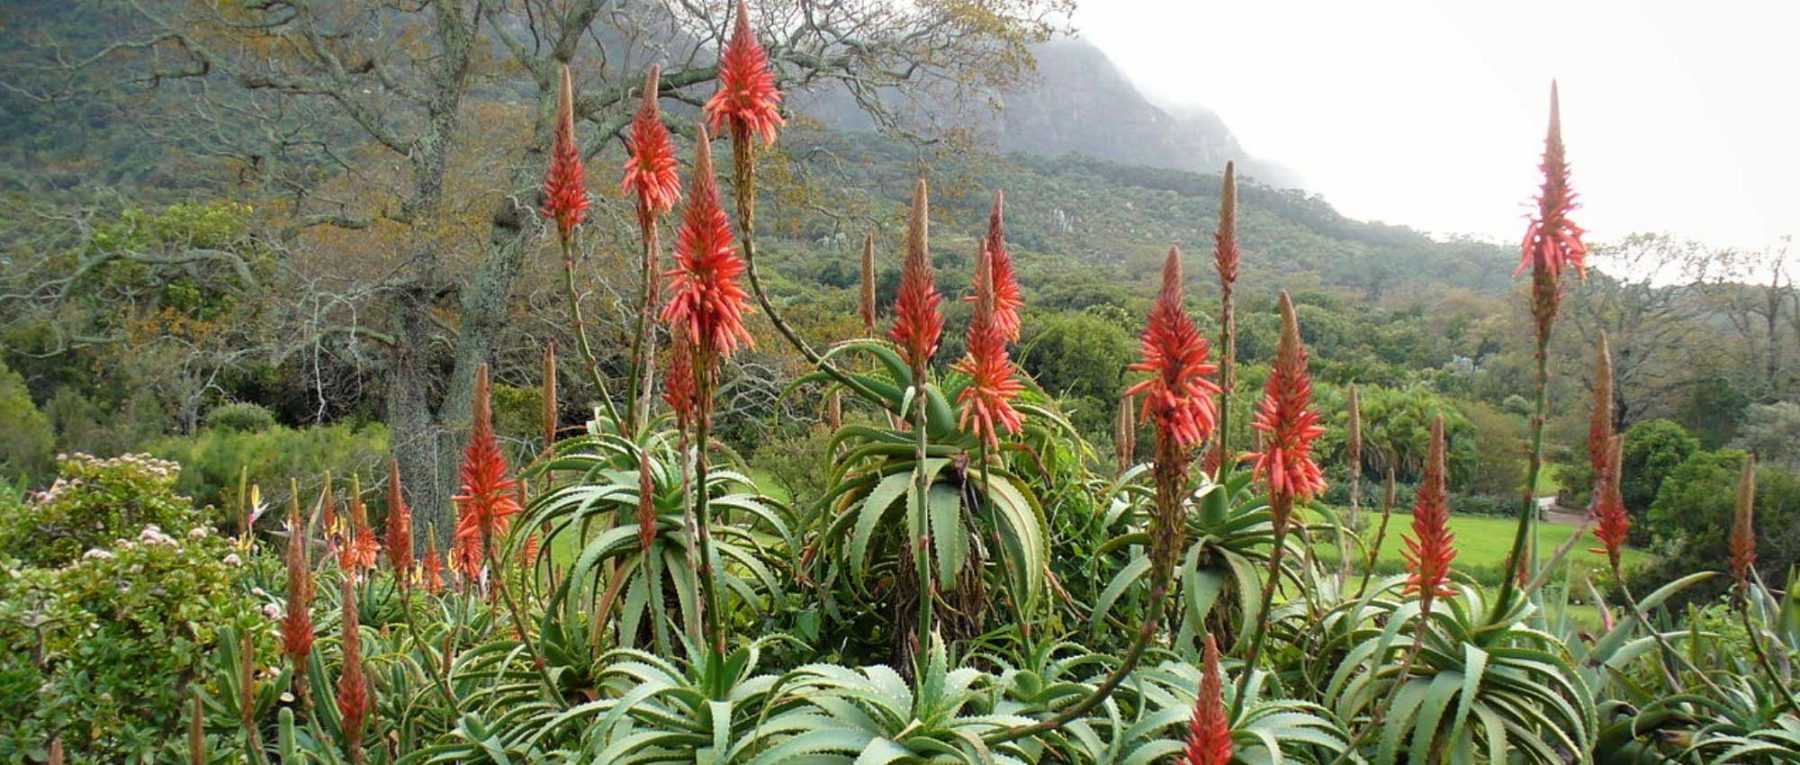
[137,525,178,547]
[32,453,182,505]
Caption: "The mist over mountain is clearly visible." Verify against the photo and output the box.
[793,38,1301,190]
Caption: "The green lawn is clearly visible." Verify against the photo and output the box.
[1305,508,1651,590]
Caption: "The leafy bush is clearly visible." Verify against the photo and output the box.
[0,454,197,567]
[0,523,257,763]
[1620,419,1699,522]
[149,421,389,512]
[0,359,53,482]
[1637,452,1800,606]
[204,401,277,432]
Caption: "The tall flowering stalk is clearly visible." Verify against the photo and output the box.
[1339,384,1362,586]
[638,456,657,553]
[422,534,445,594]
[1240,291,1325,707]
[281,486,314,709]
[1730,455,1757,596]
[707,0,784,230]
[452,364,521,588]
[336,575,369,765]
[974,191,1022,342]
[1403,416,1457,605]
[1182,634,1234,765]
[860,232,878,335]
[1588,334,1631,566]
[340,476,380,577]
[954,233,1024,448]
[661,121,755,656]
[1212,162,1240,472]
[1115,395,1136,474]
[1497,82,1587,613]
[988,246,1210,746]
[623,66,681,430]
[891,179,942,658]
[384,458,412,586]
[543,63,621,426]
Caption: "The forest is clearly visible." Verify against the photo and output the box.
[1,0,1798,762]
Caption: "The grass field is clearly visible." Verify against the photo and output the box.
[1304,507,1651,590]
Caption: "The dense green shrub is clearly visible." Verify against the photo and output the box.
[1635,452,1800,607]
[0,523,258,763]
[0,454,198,567]
[0,359,53,482]
[1620,418,1700,542]
[150,421,389,512]
[204,401,277,432]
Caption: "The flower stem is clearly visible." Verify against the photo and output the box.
[911,377,934,662]
[1235,494,1291,717]
[1494,330,1550,621]
[694,363,727,656]
[559,235,623,427]
[626,220,661,433]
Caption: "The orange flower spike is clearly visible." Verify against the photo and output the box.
[662,328,699,430]
[970,190,1022,342]
[704,0,785,146]
[1247,292,1327,508]
[384,458,412,576]
[638,456,657,552]
[1592,436,1630,567]
[1182,634,1234,765]
[452,364,521,578]
[422,534,445,594]
[1214,162,1240,295]
[341,475,380,574]
[542,64,590,241]
[1124,247,1220,450]
[1588,333,1614,476]
[336,575,370,758]
[281,504,314,666]
[661,122,754,361]
[1729,454,1757,590]
[890,179,943,376]
[621,65,681,229]
[1402,415,1458,600]
[1517,82,1587,282]
[954,242,1024,448]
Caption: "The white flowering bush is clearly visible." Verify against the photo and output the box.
[0,453,197,567]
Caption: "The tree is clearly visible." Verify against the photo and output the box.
[1618,418,1698,542]
[1704,237,1797,402]
[1560,234,1715,432]
[0,358,53,480]
[1733,401,1800,471]
[3,0,1069,538]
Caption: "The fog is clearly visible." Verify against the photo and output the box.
[1076,0,1798,255]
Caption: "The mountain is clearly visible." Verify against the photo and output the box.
[793,38,1300,190]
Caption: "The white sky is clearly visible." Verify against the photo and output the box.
[1076,1,1799,252]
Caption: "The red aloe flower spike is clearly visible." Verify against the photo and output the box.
[621,65,682,229]
[1182,633,1234,765]
[422,533,445,594]
[1592,435,1630,567]
[1517,81,1587,281]
[541,64,590,241]
[384,458,412,578]
[954,241,1024,448]
[1730,453,1757,591]
[1247,291,1327,515]
[336,575,370,763]
[453,364,521,582]
[963,190,1022,342]
[1402,415,1458,601]
[663,327,699,431]
[1519,82,1587,341]
[638,456,657,552]
[522,533,541,570]
[1214,162,1240,295]
[1125,247,1220,450]
[705,0,785,146]
[860,232,877,335]
[281,504,314,666]
[890,178,943,376]
[340,475,380,575]
[1588,332,1614,477]
[661,121,755,362]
